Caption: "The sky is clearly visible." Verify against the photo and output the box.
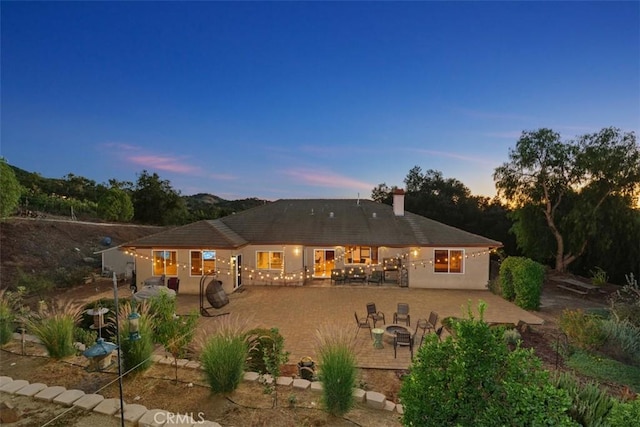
[1,1,639,201]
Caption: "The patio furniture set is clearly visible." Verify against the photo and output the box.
[332,268,385,285]
[355,302,441,358]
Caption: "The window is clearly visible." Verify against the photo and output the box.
[345,246,377,264]
[191,250,216,276]
[434,249,464,273]
[257,251,283,270]
[153,250,177,276]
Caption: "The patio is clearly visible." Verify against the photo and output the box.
[175,285,544,370]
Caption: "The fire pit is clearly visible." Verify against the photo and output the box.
[383,324,414,345]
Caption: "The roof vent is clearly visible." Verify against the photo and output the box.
[329,212,334,218]
[372,212,377,219]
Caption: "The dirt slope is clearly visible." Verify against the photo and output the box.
[0,217,163,289]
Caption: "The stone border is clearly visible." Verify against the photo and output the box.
[3,333,404,425]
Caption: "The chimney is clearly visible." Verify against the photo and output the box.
[393,189,405,216]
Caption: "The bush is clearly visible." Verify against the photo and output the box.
[245,327,287,374]
[14,268,54,300]
[499,258,517,301]
[27,300,83,359]
[315,323,357,417]
[607,399,640,426]
[599,319,640,366]
[200,315,249,394]
[590,267,609,286]
[559,309,606,351]
[73,327,98,350]
[553,372,615,426]
[499,256,545,309]
[400,301,576,426]
[0,290,16,346]
[148,291,177,346]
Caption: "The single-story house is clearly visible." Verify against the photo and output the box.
[121,190,502,295]
[94,245,135,280]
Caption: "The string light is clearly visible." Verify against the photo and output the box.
[122,247,498,284]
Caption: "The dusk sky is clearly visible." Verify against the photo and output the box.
[2,1,638,201]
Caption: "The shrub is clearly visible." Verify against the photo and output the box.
[512,258,545,310]
[607,399,640,426]
[590,266,609,286]
[162,311,199,383]
[14,268,54,300]
[553,372,615,426]
[116,301,154,373]
[245,327,287,374]
[315,322,358,417]
[27,300,83,359]
[200,315,249,394]
[0,290,16,346]
[503,328,522,346]
[499,257,518,301]
[599,319,640,366]
[73,327,98,350]
[148,291,177,346]
[400,301,575,426]
[559,309,606,351]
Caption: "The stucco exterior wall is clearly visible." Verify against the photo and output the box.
[407,247,491,290]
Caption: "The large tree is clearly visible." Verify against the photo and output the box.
[494,127,640,272]
[131,170,189,225]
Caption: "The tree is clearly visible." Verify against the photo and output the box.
[494,127,640,272]
[0,158,22,217]
[131,170,189,225]
[97,186,134,222]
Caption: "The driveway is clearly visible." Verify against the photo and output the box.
[176,285,543,370]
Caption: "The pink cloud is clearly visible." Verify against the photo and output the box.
[410,149,494,166]
[284,169,373,191]
[128,155,202,174]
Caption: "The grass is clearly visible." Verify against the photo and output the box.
[27,299,83,359]
[567,350,640,393]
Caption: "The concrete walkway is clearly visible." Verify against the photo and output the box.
[177,284,543,370]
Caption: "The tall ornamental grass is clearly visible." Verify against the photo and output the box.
[199,315,250,394]
[315,323,358,417]
[27,300,83,359]
[116,300,155,373]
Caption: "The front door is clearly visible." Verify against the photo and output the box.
[313,249,335,278]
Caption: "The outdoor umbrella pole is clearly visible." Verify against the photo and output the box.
[113,272,125,427]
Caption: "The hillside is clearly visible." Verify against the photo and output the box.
[0,217,163,289]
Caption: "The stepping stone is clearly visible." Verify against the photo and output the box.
[171,359,189,368]
[199,422,222,427]
[365,390,386,410]
[138,409,170,427]
[34,386,66,402]
[292,379,310,390]
[396,403,404,414]
[73,393,104,410]
[55,389,86,406]
[0,376,13,387]
[16,382,47,396]
[384,400,396,411]
[310,382,323,393]
[0,379,29,394]
[185,361,201,370]
[119,403,147,424]
[93,397,123,416]
[352,388,366,402]
[243,372,259,382]
[276,376,293,386]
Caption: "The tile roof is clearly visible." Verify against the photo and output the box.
[123,199,501,249]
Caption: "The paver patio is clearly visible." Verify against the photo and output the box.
[175,283,543,370]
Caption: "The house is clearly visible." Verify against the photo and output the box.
[121,190,502,295]
[94,245,135,280]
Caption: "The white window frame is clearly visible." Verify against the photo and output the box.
[433,249,465,274]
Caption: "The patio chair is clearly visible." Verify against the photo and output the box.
[354,312,372,338]
[393,303,410,326]
[416,311,439,345]
[393,330,414,358]
[366,303,386,328]
[167,277,180,294]
[367,270,383,285]
[331,269,346,285]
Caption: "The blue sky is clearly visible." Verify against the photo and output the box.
[2,1,638,201]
